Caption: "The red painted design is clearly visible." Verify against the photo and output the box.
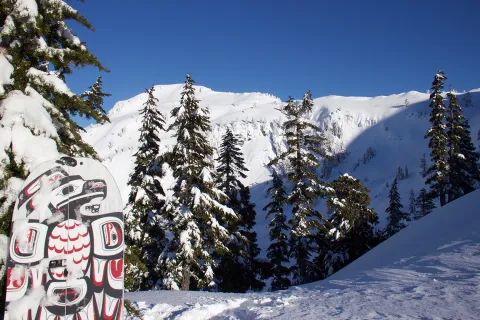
[110,259,123,280]
[90,182,106,189]
[6,267,26,289]
[56,221,82,230]
[24,180,38,197]
[49,229,89,242]
[92,259,107,286]
[102,294,120,320]
[48,174,64,183]
[73,254,90,265]
[47,242,90,254]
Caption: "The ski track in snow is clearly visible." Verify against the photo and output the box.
[126,190,480,319]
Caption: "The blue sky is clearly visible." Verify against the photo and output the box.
[69,0,480,125]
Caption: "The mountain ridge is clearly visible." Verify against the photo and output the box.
[82,84,480,257]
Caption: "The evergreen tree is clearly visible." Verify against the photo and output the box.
[414,188,436,219]
[420,153,428,177]
[323,174,378,277]
[397,167,405,180]
[158,74,238,291]
[125,86,167,290]
[269,91,330,284]
[385,178,409,237]
[80,75,111,126]
[405,166,409,179]
[408,189,416,220]
[424,71,448,206]
[214,128,264,292]
[445,91,480,203]
[263,169,291,290]
[462,91,473,108]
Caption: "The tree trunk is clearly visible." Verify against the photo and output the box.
[181,263,190,290]
[439,184,446,207]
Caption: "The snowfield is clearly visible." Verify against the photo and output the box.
[125,189,480,319]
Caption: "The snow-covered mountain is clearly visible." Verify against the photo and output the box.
[82,84,480,257]
[125,186,480,319]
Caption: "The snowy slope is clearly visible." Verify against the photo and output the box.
[125,188,480,319]
[82,84,480,256]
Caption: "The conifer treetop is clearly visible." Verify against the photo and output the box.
[216,128,248,195]
[80,75,111,124]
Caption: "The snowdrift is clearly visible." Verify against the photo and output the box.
[125,189,480,319]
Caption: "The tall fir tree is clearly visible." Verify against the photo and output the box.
[424,71,448,206]
[263,169,291,291]
[158,74,238,291]
[414,188,436,219]
[322,174,378,277]
[0,0,108,308]
[125,86,167,291]
[384,178,409,237]
[408,189,417,220]
[269,91,330,284]
[214,128,264,292]
[445,91,480,203]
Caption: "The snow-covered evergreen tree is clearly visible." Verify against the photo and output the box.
[125,86,167,291]
[0,0,108,304]
[445,91,480,203]
[415,188,436,219]
[214,128,264,292]
[269,91,330,284]
[424,71,448,206]
[408,189,416,220]
[158,74,238,291]
[385,178,409,237]
[405,166,409,179]
[263,169,291,290]
[323,174,378,277]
